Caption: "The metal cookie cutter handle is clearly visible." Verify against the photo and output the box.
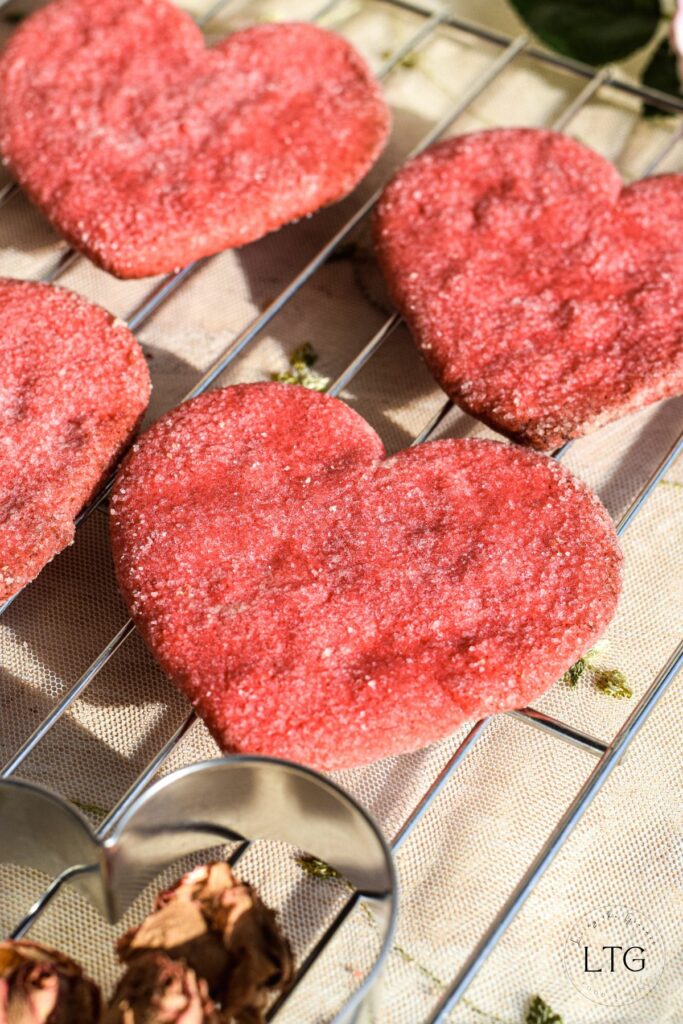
[0,756,397,1023]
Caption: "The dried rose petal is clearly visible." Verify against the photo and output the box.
[118,864,293,1023]
[0,939,101,1023]
[103,951,217,1024]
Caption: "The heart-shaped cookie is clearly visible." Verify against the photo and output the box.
[110,383,622,770]
[0,0,390,279]
[373,129,683,451]
[0,278,150,603]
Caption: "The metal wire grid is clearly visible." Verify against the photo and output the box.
[0,0,682,1020]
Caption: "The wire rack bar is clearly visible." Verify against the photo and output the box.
[309,0,348,21]
[9,710,197,940]
[329,313,402,396]
[40,247,81,284]
[268,719,491,1018]
[391,720,491,853]
[551,67,612,132]
[412,399,454,445]
[0,180,17,208]
[375,7,447,78]
[199,0,239,24]
[389,0,683,115]
[126,260,208,332]
[428,636,683,1022]
[0,620,135,776]
[509,709,608,756]
[9,865,94,942]
[268,893,362,1020]
[616,429,683,535]
[641,122,683,177]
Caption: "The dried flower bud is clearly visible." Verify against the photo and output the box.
[103,951,217,1024]
[117,863,293,1023]
[0,939,101,1023]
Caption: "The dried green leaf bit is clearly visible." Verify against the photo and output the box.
[270,342,330,392]
[526,994,564,1024]
[594,668,633,699]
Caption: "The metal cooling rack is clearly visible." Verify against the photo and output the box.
[1,0,682,1020]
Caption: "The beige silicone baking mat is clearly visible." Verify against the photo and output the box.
[0,1,682,1021]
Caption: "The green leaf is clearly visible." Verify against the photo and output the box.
[526,994,564,1024]
[508,0,661,65]
[642,36,683,117]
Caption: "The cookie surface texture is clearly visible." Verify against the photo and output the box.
[110,382,622,770]
[0,0,390,277]
[374,129,683,450]
[0,279,150,602]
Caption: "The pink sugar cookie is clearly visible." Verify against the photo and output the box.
[0,0,390,278]
[374,129,683,451]
[110,383,622,770]
[0,279,150,603]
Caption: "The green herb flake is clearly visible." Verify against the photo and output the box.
[70,798,109,819]
[563,657,587,687]
[594,668,633,700]
[380,48,420,69]
[562,641,606,687]
[526,994,564,1024]
[296,854,343,882]
[271,342,330,392]
[392,943,445,990]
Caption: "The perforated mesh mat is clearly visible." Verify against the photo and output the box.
[0,1,681,1022]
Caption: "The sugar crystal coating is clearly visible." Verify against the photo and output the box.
[0,278,150,602]
[0,0,390,279]
[373,129,683,451]
[110,383,622,771]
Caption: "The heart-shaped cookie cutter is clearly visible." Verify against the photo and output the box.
[0,755,397,1023]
